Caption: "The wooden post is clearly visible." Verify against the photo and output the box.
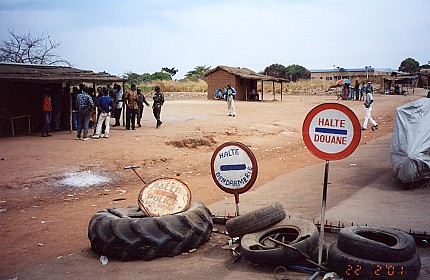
[261,80,264,101]
[67,82,72,133]
[272,81,275,101]
[280,82,283,101]
[122,81,126,127]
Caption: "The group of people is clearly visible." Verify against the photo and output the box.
[337,80,378,131]
[339,80,372,101]
[67,83,164,141]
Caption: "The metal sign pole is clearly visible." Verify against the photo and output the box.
[124,165,147,184]
[234,193,240,216]
[318,160,330,265]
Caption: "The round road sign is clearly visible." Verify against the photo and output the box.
[211,142,258,194]
[138,178,191,217]
[302,103,361,160]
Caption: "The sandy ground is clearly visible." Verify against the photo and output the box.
[0,90,427,279]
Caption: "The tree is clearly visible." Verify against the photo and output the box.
[420,61,430,70]
[285,64,311,82]
[185,65,211,80]
[122,71,142,84]
[263,64,286,78]
[151,71,172,81]
[399,58,420,73]
[141,73,152,83]
[0,29,71,66]
[162,67,178,79]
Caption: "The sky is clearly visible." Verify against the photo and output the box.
[0,0,429,79]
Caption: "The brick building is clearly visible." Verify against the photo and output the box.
[205,66,287,101]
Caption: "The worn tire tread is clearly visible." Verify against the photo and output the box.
[225,202,286,238]
[88,202,213,261]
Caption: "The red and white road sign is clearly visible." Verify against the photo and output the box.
[302,103,361,160]
[210,142,258,194]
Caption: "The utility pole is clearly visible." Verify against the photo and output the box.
[365,65,372,79]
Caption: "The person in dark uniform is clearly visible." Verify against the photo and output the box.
[152,86,164,128]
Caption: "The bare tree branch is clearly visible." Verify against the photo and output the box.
[0,29,72,66]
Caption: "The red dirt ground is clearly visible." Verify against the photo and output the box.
[0,91,425,279]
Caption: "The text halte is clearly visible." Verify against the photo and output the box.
[318,117,346,128]
[218,148,240,159]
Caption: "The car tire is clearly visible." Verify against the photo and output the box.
[337,226,416,262]
[88,201,213,261]
[225,202,286,238]
[240,217,319,266]
[328,242,421,280]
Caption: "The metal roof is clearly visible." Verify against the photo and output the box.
[311,68,393,73]
[0,62,126,83]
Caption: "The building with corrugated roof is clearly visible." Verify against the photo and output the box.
[311,67,394,81]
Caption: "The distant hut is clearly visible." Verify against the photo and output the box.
[205,66,288,101]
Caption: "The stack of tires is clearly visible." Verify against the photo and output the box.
[226,203,321,267]
[328,226,421,279]
[88,201,213,261]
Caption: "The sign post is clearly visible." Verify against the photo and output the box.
[302,103,361,269]
[211,142,258,216]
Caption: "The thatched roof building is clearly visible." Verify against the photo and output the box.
[0,63,125,136]
[205,66,288,101]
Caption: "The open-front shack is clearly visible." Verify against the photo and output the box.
[205,66,288,101]
[0,63,125,136]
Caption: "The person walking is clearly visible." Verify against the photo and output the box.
[112,84,123,127]
[92,87,113,139]
[137,88,150,127]
[152,86,164,128]
[362,82,378,131]
[124,84,139,130]
[76,84,94,140]
[223,83,236,116]
[93,86,106,136]
[41,89,52,137]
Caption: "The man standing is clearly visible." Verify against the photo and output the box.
[354,80,360,100]
[137,88,150,127]
[362,82,378,131]
[124,84,139,130]
[152,86,164,128]
[223,83,236,116]
[92,88,114,139]
[112,84,123,127]
[41,89,52,137]
[76,84,94,140]
[360,82,366,101]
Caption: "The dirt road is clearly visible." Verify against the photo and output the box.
[0,90,426,279]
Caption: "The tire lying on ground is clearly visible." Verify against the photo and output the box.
[225,202,286,238]
[88,201,213,261]
[337,226,416,263]
[240,217,319,266]
[328,242,421,280]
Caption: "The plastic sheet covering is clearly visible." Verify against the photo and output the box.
[391,98,430,183]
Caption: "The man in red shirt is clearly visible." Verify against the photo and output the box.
[42,89,52,137]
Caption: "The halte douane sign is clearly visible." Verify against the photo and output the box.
[211,142,258,194]
[302,103,361,160]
